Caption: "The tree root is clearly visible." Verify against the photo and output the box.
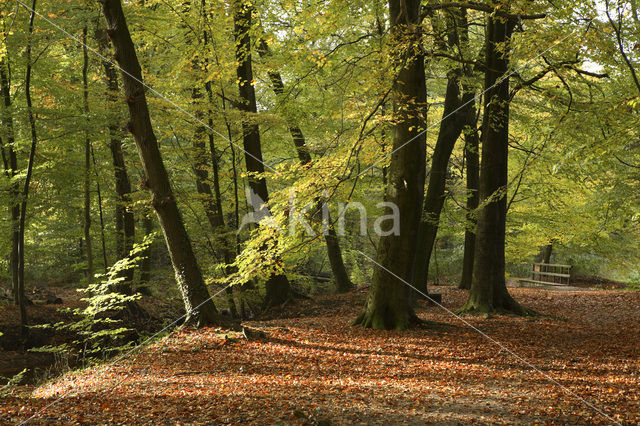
[352,309,417,331]
[456,298,537,318]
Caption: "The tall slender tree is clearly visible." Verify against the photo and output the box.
[233,0,292,307]
[256,35,353,294]
[0,58,19,305]
[82,26,94,283]
[18,0,39,336]
[457,7,481,291]
[91,145,110,273]
[188,0,234,269]
[139,213,154,290]
[95,26,136,293]
[459,92,480,290]
[98,0,226,326]
[411,69,465,294]
[413,7,483,295]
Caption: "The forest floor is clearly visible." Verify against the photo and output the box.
[1,285,639,425]
[0,285,183,384]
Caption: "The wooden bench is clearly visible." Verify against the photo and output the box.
[519,263,572,287]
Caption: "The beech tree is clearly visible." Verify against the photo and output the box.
[459,9,527,315]
[17,0,39,335]
[233,0,292,307]
[0,57,19,305]
[98,0,225,326]
[459,93,480,290]
[95,27,136,293]
[82,26,94,284]
[0,0,638,338]
[354,0,427,330]
[412,9,464,296]
[257,35,353,294]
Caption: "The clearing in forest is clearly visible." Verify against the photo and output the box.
[2,286,639,425]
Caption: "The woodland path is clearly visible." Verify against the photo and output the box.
[2,286,639,424]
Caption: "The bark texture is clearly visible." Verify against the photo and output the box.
[98,0,223,326]
[82,26,94,284]
[233,0,291,307]
[459,12,526,315]
[0,60,19,305]
[353,0,427,330]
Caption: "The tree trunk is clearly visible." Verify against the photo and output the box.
[433,7,480,291]
[186,2,240,317]
[18,0,39,337]
[459,12,527,315]
[82,26,94,284]
[325,227,352,293]
[184,1,224,240]
[91,145,109,272]
[412,70,465,294]
[233,0,291,307]
[192,101,223,231]
[206,50,246,316]
[542,243,553,264]
[353,0,427,330]
[459,92,480,290]
[139,213,153,291]
[96,28,136,293]
[98,0,224,327]
[191,87,232,261]
[257,36,353,293]
[0,60,19,305]
[191,89,239,317]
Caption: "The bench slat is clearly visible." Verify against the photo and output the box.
[519,279,567,287]
[532,263,572,268]
[531,271,571,278]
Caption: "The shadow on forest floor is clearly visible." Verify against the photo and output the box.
[1,285,638,424]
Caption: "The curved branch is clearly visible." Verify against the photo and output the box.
[421,2,546,21]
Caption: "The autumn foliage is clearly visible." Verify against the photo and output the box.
[2,286,638,424]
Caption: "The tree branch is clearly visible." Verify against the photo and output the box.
[421,2,546,21]
[605,1,640,95]
[614,154,640,169]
